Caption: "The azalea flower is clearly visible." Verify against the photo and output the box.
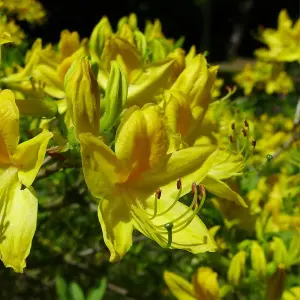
[255,9,300,62]
[79,104,218,261]
[0,89,52,272]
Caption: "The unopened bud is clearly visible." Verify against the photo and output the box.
[266,264,286,300]
[251,242,267,279]
[228,251,247,286]
[65,57,100,137]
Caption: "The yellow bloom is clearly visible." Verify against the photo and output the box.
[79,104,217,261]
[255,9,300,62]
[164,54,218,148]
[0,89,53,272]
[1,0,46,23]
[0,19,24,45]
[164,267,220,300]
[2,32,88,99]
[234,61,294,95]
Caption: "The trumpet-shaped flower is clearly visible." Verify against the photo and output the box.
[79,104,218,261]
[164,54,218,149]
[255,9,300,62]
[164,267,220,300]
[0,89,53,272]
[234,61,294,95]
[2,32,88,99]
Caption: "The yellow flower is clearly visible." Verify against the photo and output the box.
[2,33,88,99]
[255,9,300,62]
[234,61,294,95]
[164,54,218,148]
[1,0,46,23]
[79,104,218,261]
[0,89,53,272]
[0,19,24,45]
[164,267,220,300]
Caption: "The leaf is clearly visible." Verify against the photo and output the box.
[69,282,85,300]
[55,275,68,300]
[87,278,107,300]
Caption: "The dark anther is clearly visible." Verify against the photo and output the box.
[156,188,162,199]
[229,135,234,143]
[242,128,247,137]
[176,178,182,190]
[191,182,197,194]
[231,122,235,130]
[199,184,205,197]
[252,140,256,147]
[244,120,249,127]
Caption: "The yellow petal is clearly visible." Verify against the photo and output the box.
[98,197,133,262]
[79,133,119,199]
[207,150,244,180]
[164,271,196,300]
[134,146,216,200]
[115,105,169,181]
[32,64,65,99]
[127,59,174,107]
[101,36,141,75]
[0,32,12,45]
[12,130,53,187]
[0,89,19,163]
[0,168,37,273]
[202,175,247,207]
[132,194,217,253]
[193,267,220,300]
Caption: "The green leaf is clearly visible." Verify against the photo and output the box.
[55,275,68,300]
[87,278,107,300]
[69,282,85,300]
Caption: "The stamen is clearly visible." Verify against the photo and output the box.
[241,128,247,137]
[177,178,182,190]
[244,119,249,128]
[229,135,234,143]
[155,182,182,217]
[231,122,235,130]
[252,139,256,148]
[150,188,162,220]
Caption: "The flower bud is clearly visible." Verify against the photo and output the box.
[227,251,247,286]
[100,61,128,131]
[266,264,286,300]
[251,241,267,279]
[193,267,220,300]
[89,17,112,64]
[65,57,100,137]
[270,237,288,266]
